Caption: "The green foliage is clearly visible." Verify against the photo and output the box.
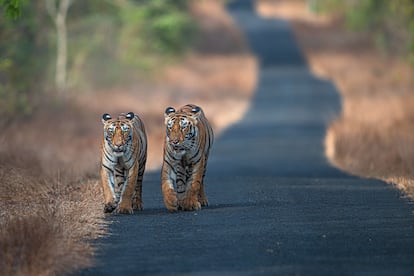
[309,0,414,62]
[117,0,196,69]
[0,1,50,117]
[0,0,21,19]
[68,12,123,88]
[66,0,195,88]
[307,0,345,14]
[0,84,32,117]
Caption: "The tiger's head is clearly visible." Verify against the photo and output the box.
[164,105,202,151]
[102,112,135,156]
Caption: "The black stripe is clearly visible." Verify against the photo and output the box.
[166,150,181,161]
[102,163,113,172]
[176,176,185,183]
[164,159,178,175]
[124,152,134,165]
[176,179,185,184]
[104,150,114,162]
[192,145,201,161]
[176,172,185,178]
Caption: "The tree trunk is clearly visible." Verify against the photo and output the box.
[46,0,72,94]
[55,9,67,93]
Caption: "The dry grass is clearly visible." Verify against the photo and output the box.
[257,0,414,198]
[0,144,106,275]
[0,1,256,274]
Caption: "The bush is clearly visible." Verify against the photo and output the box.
[117,0,196,69]
[309,0,414,62]
[0,1,50,118]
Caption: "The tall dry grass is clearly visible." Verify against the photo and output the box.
[257,0,414,199]
[0,144,106,275]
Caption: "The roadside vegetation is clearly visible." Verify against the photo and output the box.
[308,0,414,62]
[257,0,414,198]
[0,149,105,275]
[0,1,256,274]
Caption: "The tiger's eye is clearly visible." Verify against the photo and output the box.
[108,124,116,133]
[121,123,129,132]
[167,119,173,128]
[180,118,189,128]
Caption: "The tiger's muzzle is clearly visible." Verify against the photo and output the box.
[111,144,126,153]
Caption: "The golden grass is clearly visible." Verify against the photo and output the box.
[0,145,107,275]
[257,0,414,199]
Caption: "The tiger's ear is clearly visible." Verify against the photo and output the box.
[190,105,202,121]
[191,106,201,114]
[126,112,134,120]
[165,107,175,116]
[102,113,111,124]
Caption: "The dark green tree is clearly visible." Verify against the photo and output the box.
[1,0,21,19]
[309,0,414,62]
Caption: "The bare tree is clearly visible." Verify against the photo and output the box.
[46,0,73,94]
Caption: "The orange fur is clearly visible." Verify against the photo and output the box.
[161,104,214,211]
[101,112,147,214]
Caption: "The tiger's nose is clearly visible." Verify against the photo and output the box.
[114,140,123,147]
[171,139,179,145]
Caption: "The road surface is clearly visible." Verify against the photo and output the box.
[81,1,414,275]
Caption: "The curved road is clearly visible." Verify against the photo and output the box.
[81,1,414,275]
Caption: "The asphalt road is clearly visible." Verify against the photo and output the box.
[81,1,414,275]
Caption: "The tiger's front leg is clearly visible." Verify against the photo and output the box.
[132,177,143,211]
[198,180,209,207]
[161,162,178,212]
[101,167,117,213]
[116,163,139,214]
[180,160,205,211]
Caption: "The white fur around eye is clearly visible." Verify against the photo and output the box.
[108,124,116,132]
[121,123,129,132]
[167,119,173,128]
[180,118,189,128]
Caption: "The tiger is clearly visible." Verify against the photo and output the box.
[161,104,214,211]
[100,112,147,214]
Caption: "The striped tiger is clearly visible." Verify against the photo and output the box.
[161,104,214,211]
[101,112,147,214]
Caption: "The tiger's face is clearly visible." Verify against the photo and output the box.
[164,106,200,151]
[102,112,135,156]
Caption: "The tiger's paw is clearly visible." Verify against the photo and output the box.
[199,198,209,207]
[116,201,133,214]
[132,198,143,211]
[198,196,209,207]
[104,202,117,213]
[163,189,178,212]
[180,197,201,211]
[116,206,134,215]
